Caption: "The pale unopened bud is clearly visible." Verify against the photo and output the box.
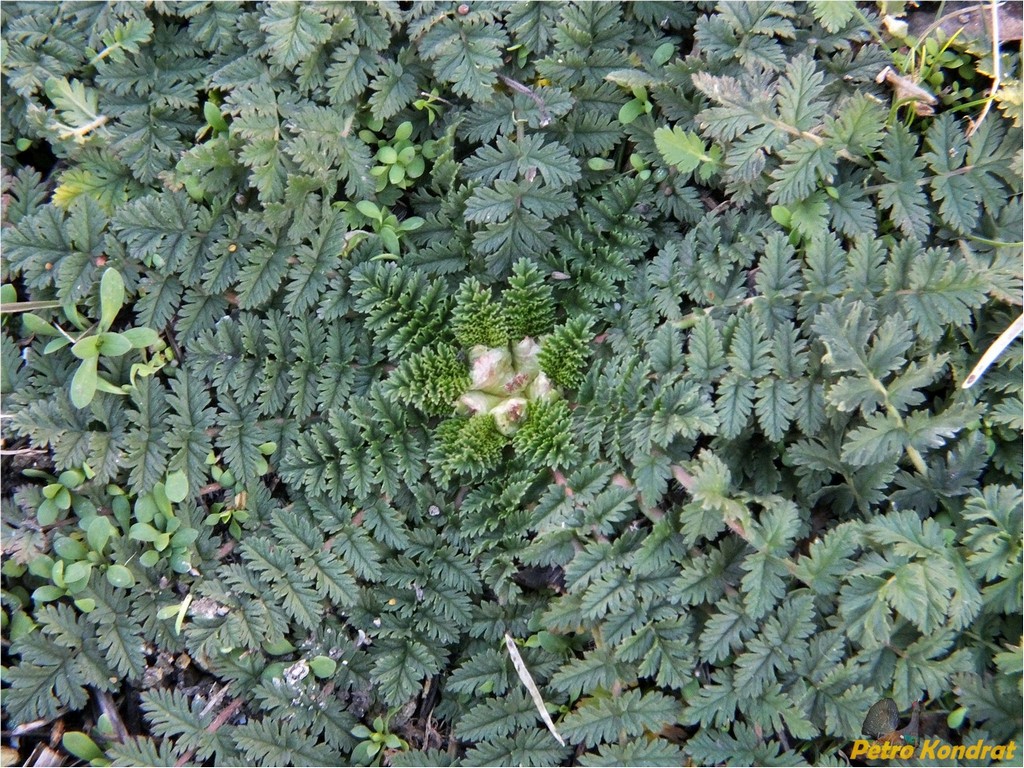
[527,371,556,402]
[492,397,528,436]
[470,346,515,395]
[512,337,541,378]
[467,345,490,365]
[457,390,503,415]
[502,370,532,396]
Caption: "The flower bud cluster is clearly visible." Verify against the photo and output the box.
[456,338,556,436]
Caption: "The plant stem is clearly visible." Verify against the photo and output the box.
[966,0,1002,137]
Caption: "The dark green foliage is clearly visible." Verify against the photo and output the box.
[513,398,576,470]
[389,344,470,416]
[437,414,507,478]
[539,317,594,389]
[503,259,556,339]
[2,2,1021,767]
[453,278,508,349]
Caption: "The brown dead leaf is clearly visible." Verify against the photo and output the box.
[24,744,63,767]
[876,66,939,115]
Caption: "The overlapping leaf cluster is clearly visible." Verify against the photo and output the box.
[2,2,1021,766]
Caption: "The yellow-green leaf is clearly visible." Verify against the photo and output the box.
[653,126,712,174]
[70,356,99,408]
[99,269,124,331]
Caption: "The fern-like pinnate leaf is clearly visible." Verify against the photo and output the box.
[233,717,335,766]
[876,124,930,241]
[464,134,581,188]
[111,190,199,273]
[420,18,507,102]
[259,2,332,71]
[562,689,682,748]
[2,5,1020,767]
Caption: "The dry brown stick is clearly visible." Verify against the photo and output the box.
[215,540,236,560]
[198,685,230,719]
[93,687,130,744]
[173,697,244,767]
[671,464,695,493]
